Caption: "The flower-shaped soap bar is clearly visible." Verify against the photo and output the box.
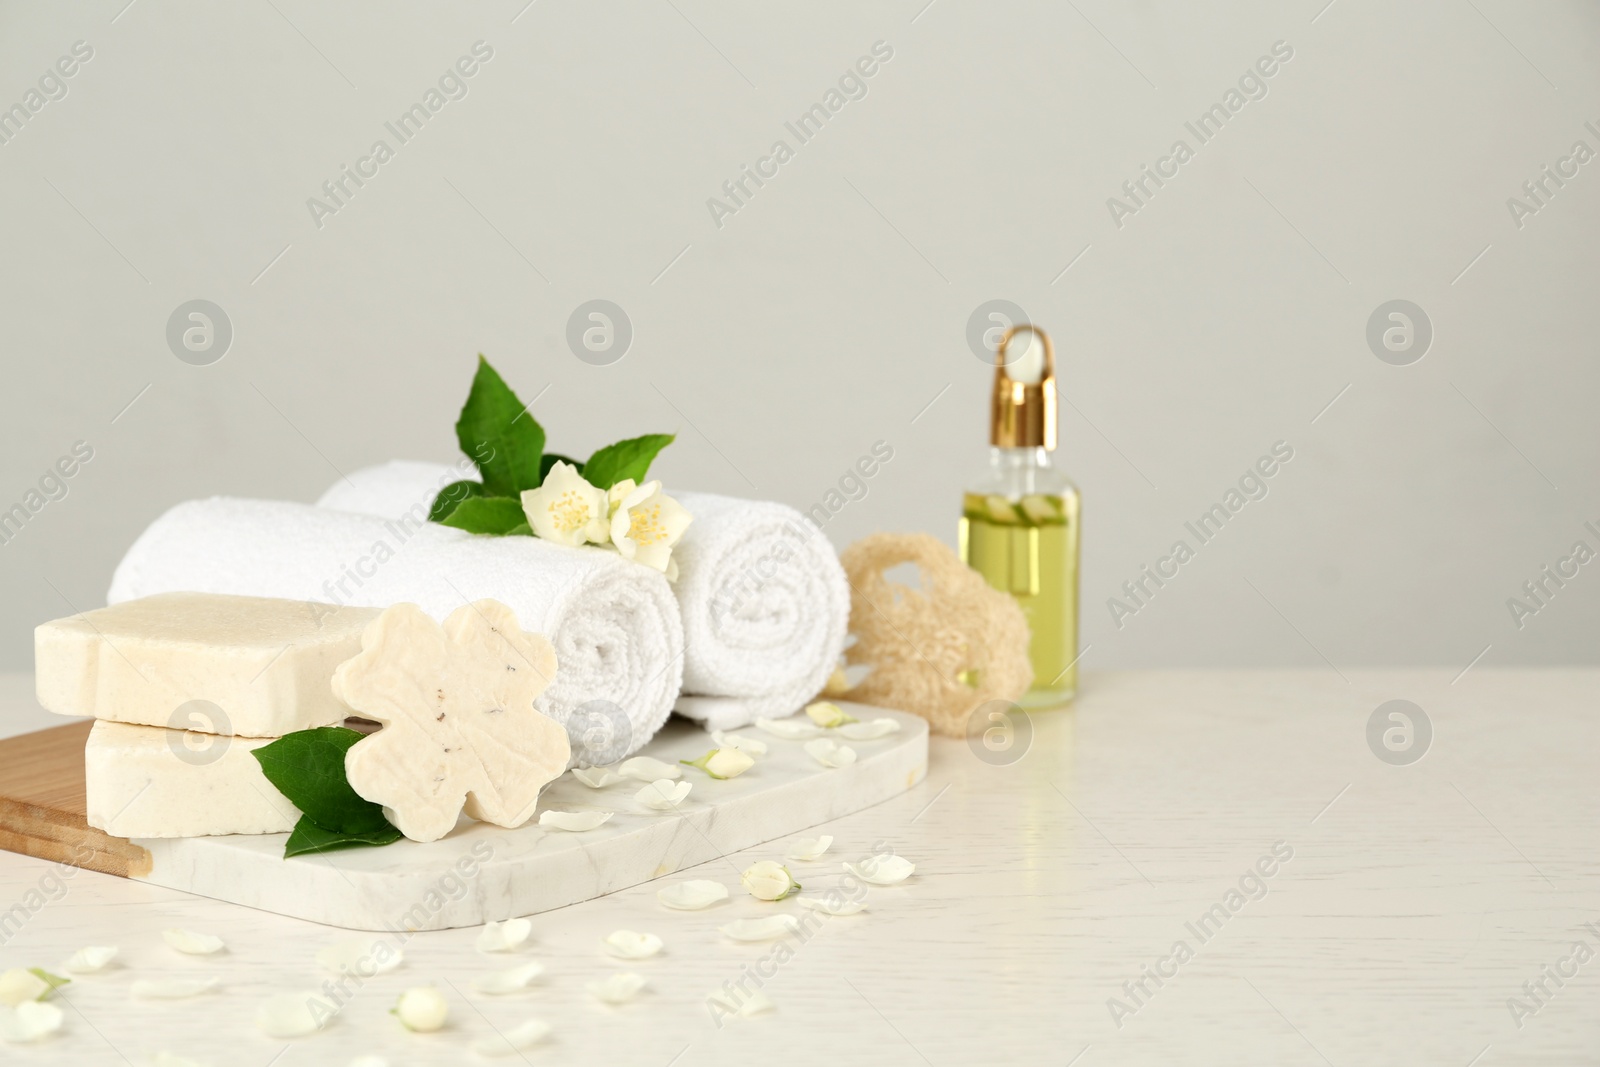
[333,600,571,842]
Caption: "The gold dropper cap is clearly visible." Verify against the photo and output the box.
[990,324,1057,449]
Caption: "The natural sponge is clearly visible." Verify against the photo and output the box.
[839,532,1032,737]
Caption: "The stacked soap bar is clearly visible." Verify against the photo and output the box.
[35,592,380,838]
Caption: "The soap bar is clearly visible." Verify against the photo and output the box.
[36,592,380,737]
[85,720,300,837]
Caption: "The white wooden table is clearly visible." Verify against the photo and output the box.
[2,669,1595,1065]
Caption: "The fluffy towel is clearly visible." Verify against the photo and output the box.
[107,497,684,765]
[318,462,850,731]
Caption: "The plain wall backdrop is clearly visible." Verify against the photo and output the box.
[1,0,1596,677]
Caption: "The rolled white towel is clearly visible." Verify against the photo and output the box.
[319,462,849,731]
[107,497,683,765]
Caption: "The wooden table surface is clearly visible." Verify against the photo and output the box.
[0,669,1595,1066]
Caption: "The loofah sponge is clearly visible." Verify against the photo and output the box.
[838,532,1033,737]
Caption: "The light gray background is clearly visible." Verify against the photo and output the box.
[1,0,1596,676]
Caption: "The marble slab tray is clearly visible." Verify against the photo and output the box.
[129,704,927,930]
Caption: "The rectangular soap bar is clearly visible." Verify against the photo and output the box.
[85,720,301,837]
[36,592,380,737]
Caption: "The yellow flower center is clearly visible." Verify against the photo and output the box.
[546,490,592,532]
[626,502,668,546]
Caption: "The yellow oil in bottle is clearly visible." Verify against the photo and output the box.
[960,489,1080,707]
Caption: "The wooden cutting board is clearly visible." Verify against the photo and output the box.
[0,706,927,930]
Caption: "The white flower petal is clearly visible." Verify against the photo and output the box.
[718,915,800,942]
[838,718,901,741]
[844,855,916,885]
[254,992,338,1038]
[797,896,867,916]
[0,969,49,1007]
[602,930,663,959]
[394,987,448,1032]
[754,717,822,740]
[163,928,225,956]
[708,988,774,1018]
[711,731,768,756]
[538,809,614,832]
[617,756,682,782]
[656,880,728,910]
[804,738,857,769]
[63,946,119,975]
[0,1001,63,1044]
[571,767,623,788]
[587,972,647,1005]
[476,918,533,954]
[740,861,799,901]
[787,835,833,862]
[634,779,692,812]
[131,977,219,999]
[470,1019,551,1056]
[316,938,402,976]
[469,961,545,995]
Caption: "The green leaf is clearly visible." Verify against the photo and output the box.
[252,727,392,836]
[428,479,484,522]
[539,452,583,482]
[455,355,545,496]
[583,433,676,490]
[27,968,70,998]
[437,496,528,535]
[284,815,403,858]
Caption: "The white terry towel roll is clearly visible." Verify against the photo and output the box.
[106,497,684,765]
[318,462,850,731]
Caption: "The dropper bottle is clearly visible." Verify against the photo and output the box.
[958,325,1081,707]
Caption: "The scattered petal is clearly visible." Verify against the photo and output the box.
[805,701,857,728]
[718,915,800,942]
[587,972,647,1005]
[470,1019,551,1056]
[740,861,800,901]
[538,809,614,832]
[603,930,663,960]
[657,880,728,911]
[570,767,623,788]
[797,896,867,916]
[804,738,857,769]
[163,929,225,956]
[63,946,119,975]
[470,961,545,995]
[316,938,403,976]
[393,986,448,1032]
[635,779,692,812]
[617,756,681,782]
[255,991,338,1038]
[476,918,533,954]
[844,855,916,885]
[707,988,775,1019]
[838,718,901,741]
[710,730,768,756]
[787,836,833,862]
[0,1001,63,1043]
[0,969,50,1006]
[754,716,822,741]
[131,977,219,999]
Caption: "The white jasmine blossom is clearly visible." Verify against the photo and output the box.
[521,462,609,546]
[162,928,224,956]
[393,987,448,1032]
[476,918,533,954]
[787,835,833,862]
[538,809,614,832]
[740,861,800,901]
[681,747,754,780]
[603,930,663,959]
[0,970,53,1007]
[656,880,728,910]
[805,701,857,728]
[607,479,691,574]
